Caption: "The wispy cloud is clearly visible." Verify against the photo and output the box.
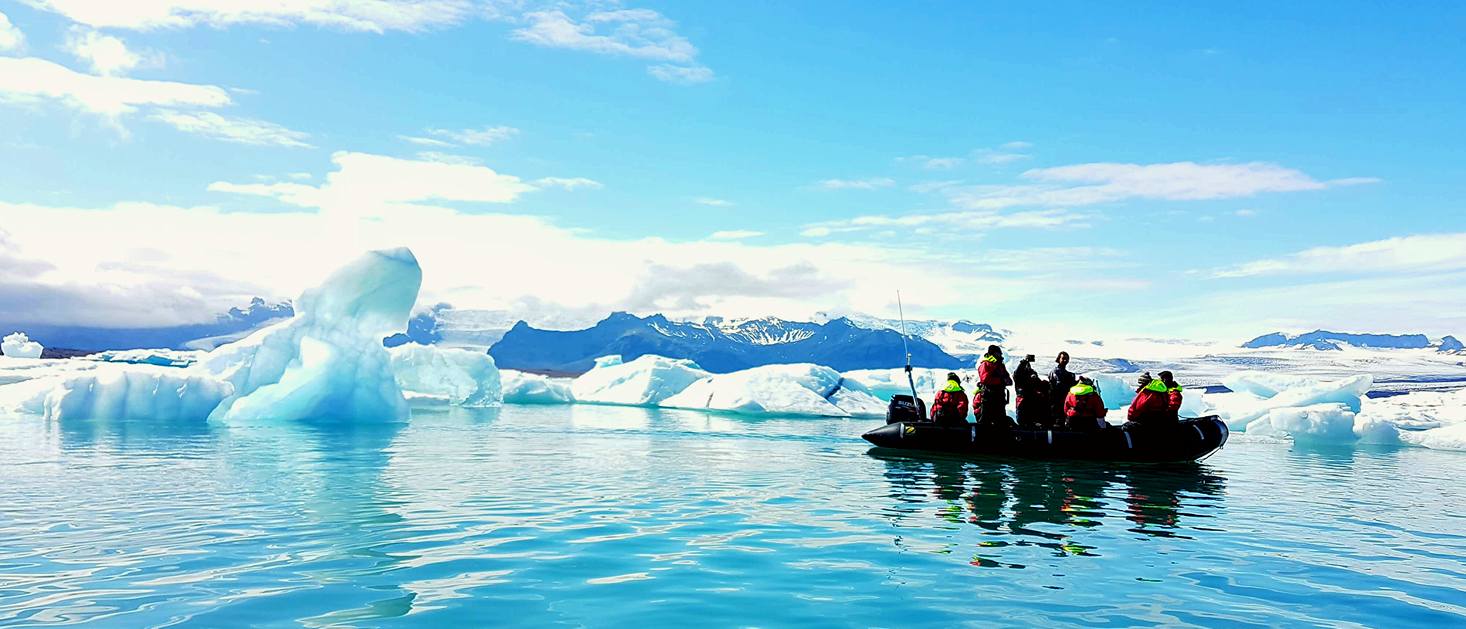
[1210,233,1466,279]
[427,125,519,146]
[708,230,763,240]
[897,142,1032,170]
[512,8,712,84]
[151,110,312,147]
[28,0,475,32]
[534,176,603,190]
[816,177,895,190]
[400,134,455,147]
[801,208,1093,237]
[946,161,1375,210]
[0,56,229,117]
[694,197,734,207]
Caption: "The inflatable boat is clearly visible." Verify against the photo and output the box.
[862,416,1229,464]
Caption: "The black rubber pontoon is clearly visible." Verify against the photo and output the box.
[862,416,1229,464]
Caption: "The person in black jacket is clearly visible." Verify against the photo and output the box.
[1013,354,1050,429]
[1047,351,1077,422]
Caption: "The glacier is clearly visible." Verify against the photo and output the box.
[2,332,43,359]
[662,363,885,417]
[570,355,709,406]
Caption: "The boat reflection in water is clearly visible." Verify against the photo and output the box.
[871,450,1226,568]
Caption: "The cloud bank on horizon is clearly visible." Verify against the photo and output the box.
[1,1,1463,341]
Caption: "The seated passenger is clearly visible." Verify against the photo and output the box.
[1160,370,1184,421]
[929,372,970,425]
[1063,376,1107,431]
[1126,372,1178,429]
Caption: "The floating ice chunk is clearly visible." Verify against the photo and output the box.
[82,349,202,368]
[1083,372,1136,410]
[501,370,575,404]
[570,355,708,406]
[1178,388,1211,418]
[14,365,233,421]
[1400,423,1466,452]
[1221,374,1373,430]
[387,344,501,407]
[1,332,43,359]
[1245,403,1364,443]
[201,248,422,422]
[1221,371,1320,399]
[593,355,624,368]
[1357,387,1466,431]
[842,367,951,403]
[662,363,884,417]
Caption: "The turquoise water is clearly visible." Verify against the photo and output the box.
[2,403,1465,627]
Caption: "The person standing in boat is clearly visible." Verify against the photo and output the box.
[929,372,970,425]
[1013,354,1050,429]
[1063,376,1107,431]
[974,345,1014,428]
[1048,351,1077,422]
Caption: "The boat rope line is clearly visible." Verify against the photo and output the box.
[1046,430,1053,445]
[1123,432,1133,449]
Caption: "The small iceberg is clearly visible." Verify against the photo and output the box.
[570,355,709,406]
[1,332,43,360]
[662,363,885,417]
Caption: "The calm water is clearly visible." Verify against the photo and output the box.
[2,404,1465,627]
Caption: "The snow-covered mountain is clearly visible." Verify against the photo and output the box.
[834,314,1009,358]
[3,298,293,351]
[1243,330,1462,353]
[488,312,966,374]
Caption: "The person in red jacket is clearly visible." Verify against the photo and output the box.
[1160,371,1184,421]
[974,345,1014,428]
[1126,372,1172,428]
[1063,377,1107,431]
[929,372,970,425]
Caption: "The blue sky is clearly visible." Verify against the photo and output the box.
[1,1,1463,341]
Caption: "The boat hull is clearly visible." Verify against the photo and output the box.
[861,416,1229,463]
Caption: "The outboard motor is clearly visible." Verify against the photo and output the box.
[886,394,927,424]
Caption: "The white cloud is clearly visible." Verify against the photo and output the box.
[0,56,230,116]
[1234,208,1258,218]
[1210,233,1466,279]
[801,207,1092,236]
[946,161,1373,210]
[399,134,454,147]
[648,63,713,84]
[0,198,1086,328]
[209,151,538,214]
[533,176,602,190]
[511,8,711,84]
[65,28,146,76]
[898,155,964,170]
[816,177,895,190]
[694,197,733,207]
[151,110,312,147]
[0,10,25,52]
[28,0,475,33]
[708,230,763,240]
[427,125,519,146]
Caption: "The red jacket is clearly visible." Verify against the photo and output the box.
[977,356,1012,388]
[1167,388,1183,419]
[1064,384,1107,420]
[1128,388,1170,424]
[931,388,969,423]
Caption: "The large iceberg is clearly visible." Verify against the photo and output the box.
[501,370,575,404]
[2,332,43,359]
[570,355,709,406]
[1244,402,1398,445]
[0,248,424,423]
[1221,371,1321,399]
[388,344,501,407]
[200,248,421,422]
[1083,372,1137,410]
[662,363,885,417]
